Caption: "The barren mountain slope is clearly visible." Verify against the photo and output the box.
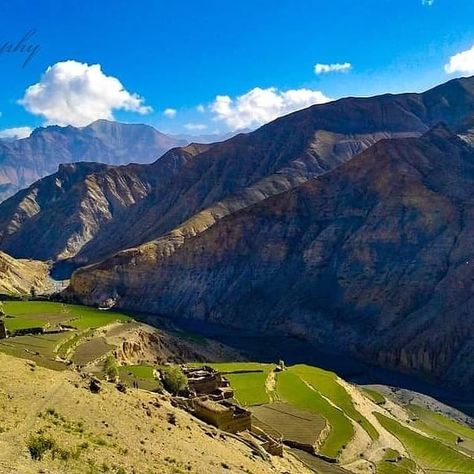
[3,77,474,270]
[0,144,208,262]
[69,124,474,389]
[0,251,52,295]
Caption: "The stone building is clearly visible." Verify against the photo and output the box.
[192,399,251,433]
[184,366,234,400]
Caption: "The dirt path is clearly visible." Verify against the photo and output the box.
[337,379,408,468]
[265,369,277,401]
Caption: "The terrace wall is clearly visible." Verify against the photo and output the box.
[10,327,44,337]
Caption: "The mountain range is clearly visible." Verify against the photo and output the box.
[0,119,189,202]
[2,76,474,389]
[3,77,474,267]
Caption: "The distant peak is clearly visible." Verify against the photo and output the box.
[85,119,121,129]
[85,119,155,131]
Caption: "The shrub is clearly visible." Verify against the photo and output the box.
[27,434,56,460]
[161,366,187,395]
[104,355,119,381]
[51,446,78,461]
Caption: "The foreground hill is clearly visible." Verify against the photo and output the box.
[3,77,474,270]
[0,353,308,474]
[0,119,186,202]
[0,251,53,295]
[69,123,474,390]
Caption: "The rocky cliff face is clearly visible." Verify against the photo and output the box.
[3,77,474,270]
[0,251,53,295]
[68,124,474,389]
[0,119,187,202]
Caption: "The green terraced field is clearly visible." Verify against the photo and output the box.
[407,404,474,454]
[0,301,132,370]
[276,370,353,459]
[408,404,474,440]
[290,365,379,441]
[376,449,417,474]
[225,371,270,405]
[362,387,386,405]
[118,364,162,391]
[204,362,274,373]
[120,364,155,379]
[202,362,274,406]
[375,413,474,473]
[3,301,131,331]
[3,315,45,330]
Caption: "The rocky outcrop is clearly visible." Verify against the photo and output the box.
[0,119,187,202]
[106,323,242,366]
[3,77,474,270]
[68,124,474,389]
[0,251,53,295]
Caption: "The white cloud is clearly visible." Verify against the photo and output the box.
[445,45,474,75]
[19,60,152,127]
[210,87,331,130]
[314,62,352,75]
[163,108,177,118]
[184,122,207,131]
[0,126,32,140]
[422,0,434,5]
[196,104,205,113]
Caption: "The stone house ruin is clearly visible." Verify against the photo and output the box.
[177,365,283,456]
[184,366,234,400]
[177,366,250,433]
[191,398,252,433]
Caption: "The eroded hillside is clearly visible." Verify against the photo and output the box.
[0,251,53,295]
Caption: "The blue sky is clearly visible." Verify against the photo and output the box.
[1,0,474,137]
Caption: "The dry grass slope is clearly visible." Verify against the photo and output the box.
[0,353,309,474]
